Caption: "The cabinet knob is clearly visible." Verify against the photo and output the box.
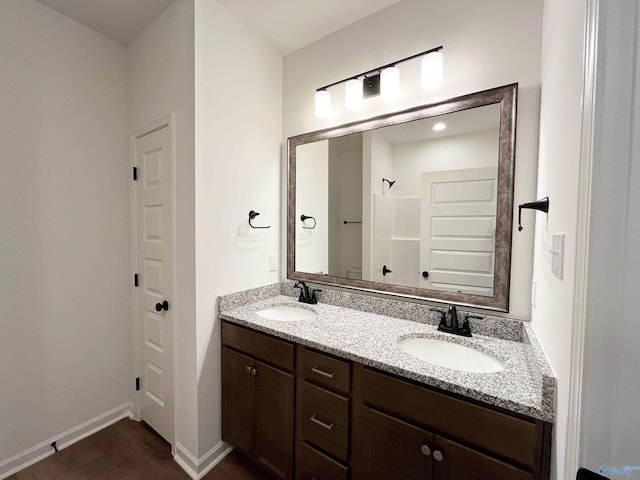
[245,366,251,374]
[155,300,169,312]
[433,450,444,462]
[250,368,258,376]
[420,445,431,456]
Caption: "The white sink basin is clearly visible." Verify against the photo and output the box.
[256,305,316,322]
[398,337,504,373]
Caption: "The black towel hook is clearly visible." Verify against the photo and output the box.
[518,197,549,231]
[248,210,271,229]
[300,214,316,229]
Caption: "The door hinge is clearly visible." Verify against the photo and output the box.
[133,166,138,181]
[134,273,139,287]
[135,377,140,391]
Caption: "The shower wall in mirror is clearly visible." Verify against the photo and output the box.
[288,84,517,311]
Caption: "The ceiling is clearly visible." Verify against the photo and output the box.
[37,0,175,45]
[217,0,403,55]
[36,0,403,52]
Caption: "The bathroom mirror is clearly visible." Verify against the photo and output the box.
[287,84,517,312]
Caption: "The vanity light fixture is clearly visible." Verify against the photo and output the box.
[380,66,401,100]
[314,45,443,117]
[314,89,331,118]
[345,78,363,110]
[432,122,447,131]
[421,50,444,89]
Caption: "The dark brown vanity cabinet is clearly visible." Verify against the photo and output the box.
[356,367,550,480]
[221,321,551,480]
[360,406,533,480]
[222,322,295,480]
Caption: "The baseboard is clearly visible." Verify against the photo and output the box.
[0,402,134,480]
[174,441,233,480]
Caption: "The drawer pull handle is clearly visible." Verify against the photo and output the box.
[310,414,334,430]
[311,366,336,379]
[420,445,431,456]
[433,450,444,462]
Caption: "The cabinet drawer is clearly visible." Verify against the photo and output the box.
[361,368,537,469]
[297,442,348,480]
[222,321,294,372]
[298,347,351,394]
[299,380,350,462]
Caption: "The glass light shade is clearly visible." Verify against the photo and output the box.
[345,78,363,110]
[315,90,331,118]
[421,51,444,89]
[380,67,401,100]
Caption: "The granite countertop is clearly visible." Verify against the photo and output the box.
[219,290,555,422]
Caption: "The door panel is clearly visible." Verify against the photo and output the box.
[433,436,533,480]
[136,125,174,442]
[222,347,255,457]
[420,167,497,296]
[360,406,433,480]
[255,360,294,479]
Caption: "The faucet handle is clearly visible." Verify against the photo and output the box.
[311,289,322,304]
[429,308,446,325]
[458,313,479,337]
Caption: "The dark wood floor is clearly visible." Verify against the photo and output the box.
[9,419,272,480]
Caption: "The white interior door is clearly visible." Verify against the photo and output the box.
[420,167,498,296]
[135,125,174,443]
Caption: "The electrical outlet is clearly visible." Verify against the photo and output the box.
[269,254,278,272]
[551,234,565,279]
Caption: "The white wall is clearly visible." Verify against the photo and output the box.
[0,0,130,465]
[363,131,393,280]
[328,145,363,277]
[296,141,329,274]
[531,0,586,479]
[127,0,198,456]
[283,0,543,319]
[392,129,499,197]
[194,0,282,458]
[579,0,640,473]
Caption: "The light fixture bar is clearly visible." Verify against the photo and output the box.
[316,45,443,92]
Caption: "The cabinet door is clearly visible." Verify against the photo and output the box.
[360,406,433,480]
[222,347,254,456]
[432,436,533,480]
[254,360,294,480]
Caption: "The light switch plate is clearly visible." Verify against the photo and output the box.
[551,234,565,279]
[269,254,278,272]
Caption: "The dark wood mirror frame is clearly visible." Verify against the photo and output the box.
[287,84,517,312]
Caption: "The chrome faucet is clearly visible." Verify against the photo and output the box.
[293,281,321,304]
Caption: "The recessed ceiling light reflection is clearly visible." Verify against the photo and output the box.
[433,122,447,131]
